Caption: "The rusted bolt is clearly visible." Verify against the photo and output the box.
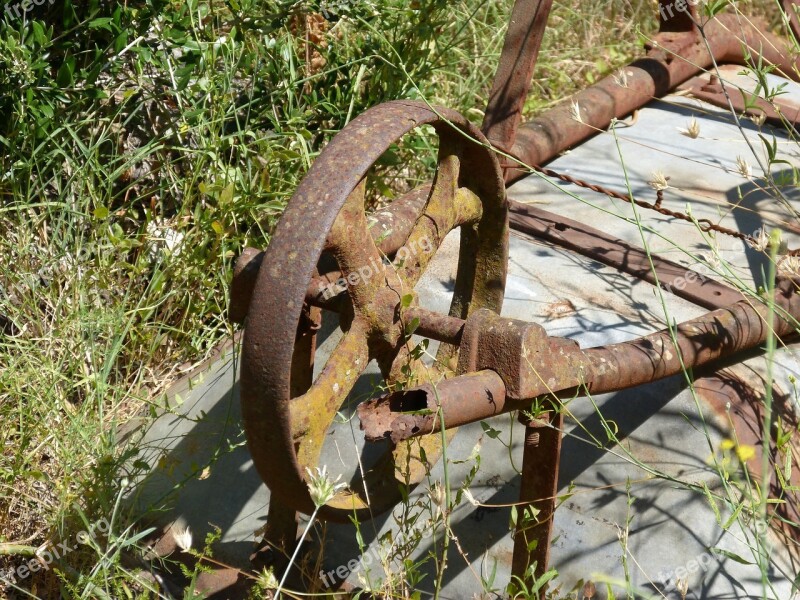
[701,74,722,93]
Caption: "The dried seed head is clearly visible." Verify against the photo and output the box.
[735,155,752,179]
[257,567,279,590]
[463,488,480,507]
[582,580,597,599]
[676,577,689,598]
[173,525,193,553]
[648,171,670,191]
[305,465,345,508]
[680,116,701,139]
[429,481,445,509]
[746,228,770,252]
[570,100,583,124]
[778,255,800,278]
[750,111,767,126]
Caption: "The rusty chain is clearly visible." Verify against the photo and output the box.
[531,165,800,257]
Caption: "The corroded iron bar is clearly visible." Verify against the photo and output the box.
[359,279,800,441]
[507,14,800,182]
[229,185,430,324]
[508,203,743,310]
[481,0,554,153]
[512,412,563,586]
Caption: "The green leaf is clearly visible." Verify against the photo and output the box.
[530,568,558,593]
[704,0,730,17]
[710,547,753,565]
[400,293,413,308]
[31,21,46,45]
[93,206,109,219]
[88,17,114,31]
[219,183,234,206]
[56,60,74,87]
[119,527,157,548]
[702,482,722,526]
[405,317,420,335]
[480,421,501,439]
[722,500,744,530]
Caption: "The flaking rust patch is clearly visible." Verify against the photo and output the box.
[542,299,577,319]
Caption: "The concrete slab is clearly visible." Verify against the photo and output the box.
[126,64,800,599]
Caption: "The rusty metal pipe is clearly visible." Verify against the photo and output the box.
[358,369,507,442]
[408,308,465,345]
[508,203,744,310]
[508,14,800,183]
[360,279,800,441]
[581,284,800,394]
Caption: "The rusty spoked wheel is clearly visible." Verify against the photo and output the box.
[240,100,508,522]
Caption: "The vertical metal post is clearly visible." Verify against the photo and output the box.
[511,411,563,586]
[481,0,554,156]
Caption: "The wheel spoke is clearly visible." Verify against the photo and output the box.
[289,320,370,494]
[394,132,482,290]
[327,178,395,314]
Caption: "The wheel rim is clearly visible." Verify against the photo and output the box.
[241,100,508,521]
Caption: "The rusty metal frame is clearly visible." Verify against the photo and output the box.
[230,0,800,595]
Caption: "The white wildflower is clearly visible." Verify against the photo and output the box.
[750,111,767,126]
[735,155,752,179]
[173,525,192,552]
[746,228,770,252]
[778,255,800,277]
[679,116,700,139]
[305,465,345,508]
[648,171,670,191]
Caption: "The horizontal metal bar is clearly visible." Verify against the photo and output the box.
[506,14,800,182]
[359,278,800,441]
[508,202,744,309]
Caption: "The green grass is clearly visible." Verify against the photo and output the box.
[0,0,796,598]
